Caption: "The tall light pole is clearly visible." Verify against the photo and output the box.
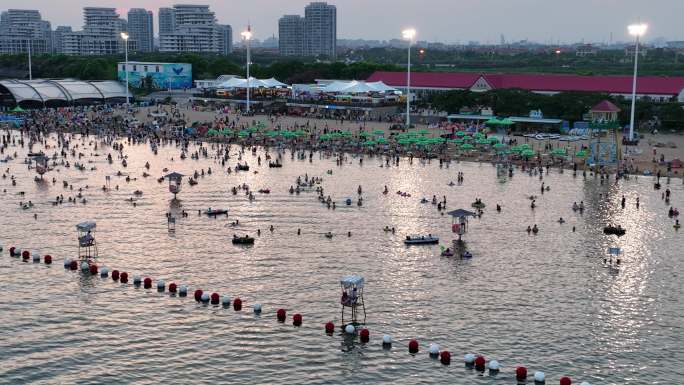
[402,28,416,129]
[27,37,32,80]
[628,23,647,141]
[120,32,130,106]
[241,26,253,114]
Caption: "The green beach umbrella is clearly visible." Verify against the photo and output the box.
[521,149,535,157]
[373,129,385,136]
[493,143,506,149]
[456,131,466,136]
[418,129,430,136]
[460,143,475,150]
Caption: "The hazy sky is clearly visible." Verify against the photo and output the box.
[11,0,684,43]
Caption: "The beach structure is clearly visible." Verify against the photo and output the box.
[76,221,97,260]
[164,172,184,199]
[447,209,476,249]
[340,275,366,326]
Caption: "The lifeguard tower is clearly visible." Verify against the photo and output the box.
[164,172,184,200]
[447,209,476,253]
[340,275,366,326]
[76,221,98,261]
[33,155,48,179]
[587,100,622,167]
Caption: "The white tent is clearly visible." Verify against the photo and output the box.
[322,80,354,93]
[217,77,273,89]
[321,80,398,94]
[368,81,398,93]
[262,78,288,88]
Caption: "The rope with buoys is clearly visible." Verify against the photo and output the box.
[6,244,593,384]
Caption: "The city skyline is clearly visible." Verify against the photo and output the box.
[5,0,684,44]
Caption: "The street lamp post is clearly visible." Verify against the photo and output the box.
[241,26,253,114]
[402,28,416,129]
[628,23,647,141]
[120,32,130,106]
[27,38,32,80]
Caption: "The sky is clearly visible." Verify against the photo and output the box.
[10,0,684,44]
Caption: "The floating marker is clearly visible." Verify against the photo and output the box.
[440,351,451,365]
[253,303,262,314]
[408,339,419,353]
[100,266,108,277]
[44,255,52,264]
[120,272,129,283]
[178,285,187,296]
[345,324,355,334]
[533,371,545,383]
[292,313,302,326]
[277,308,286,322]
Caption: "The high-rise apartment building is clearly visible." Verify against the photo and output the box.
[0,9,52,54]
[278,15,305,56]
[158,7,175,36]
[61,7,134,55]
[52,26,72,54]
[159,4,230,54]
[127,8,153,52]
[216,24,233,55]
[278,2,336,58]
[304,2,336,57]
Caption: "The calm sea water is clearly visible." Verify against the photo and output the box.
[0,132,682,385]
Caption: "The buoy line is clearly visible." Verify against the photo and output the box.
[4,244,593,385]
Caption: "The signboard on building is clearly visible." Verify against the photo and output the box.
[117,62,192,90]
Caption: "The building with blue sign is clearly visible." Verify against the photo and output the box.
[117,61,192,90]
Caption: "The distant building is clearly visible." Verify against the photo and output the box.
[278,15,305,56]
[278,2,336,58]
[667,41,684,49]
[216,24,233,55]
[304,2,336,58]
[159,4,230,54]
[61,7,134,55]
[127,8,154,53]
[624,44,648,58]
[117,61,192,90]
[52,26,72,54]
[158,7,175,36]
[0,9,53,54]
[575,44,597,57]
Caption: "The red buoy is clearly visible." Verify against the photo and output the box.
[120,272,129,283]
[89,264,98,275]
[22,250,30,259]
[194,289,203,302]
[359,328,369,343]
[69,260,78,270]
[9,247,15,256]
[277,308,286,322]
[440,351,451,365]
[233,297,242,310]
[211,293,220,305]
[560,377,571,385]
[143,277,152,289]
[111,270,120,280]
[516,366,528,380]
[44,255,52,264]
[325,321,335,334]
[475,355,486,371]
[169,283,177,293]
[408,339,419,353]
[293,313,302,326]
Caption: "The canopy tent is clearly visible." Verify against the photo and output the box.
[10,105,25,112]
[322,80,398,94]
[447,209,477,217]
[216,77,286,89]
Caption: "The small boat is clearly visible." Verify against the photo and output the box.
[471,201,485,209]
[205,209,228,216]
[345,198,352,205]
[603,226,626,236]
[461,251,473,258]
[268,162,282,168]
[404,235,439,245]
[133,190,143,196]
[258,189,271,194]
[232,235,254,245]
[236,164,250,171]
[440,248,454,257]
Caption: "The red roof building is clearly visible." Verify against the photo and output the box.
[366,71,684,102]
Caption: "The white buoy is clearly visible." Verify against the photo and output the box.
[429,343,440,356]
[222,297,230,307]
[488,360,500,371]
[80,261,89,271]
[133,275,142,285]
[201,292,210,303]
[156,280,165,290]
[345,324,355,334]
[179,285,188,296]
[13,249,21,257]
[32,252,40,262]
[100,267,109,277]
[464,353,475,364]
[382,335,392,344]
[534,371,546,382]
[63,258,71,267]
[253,303,262,313]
